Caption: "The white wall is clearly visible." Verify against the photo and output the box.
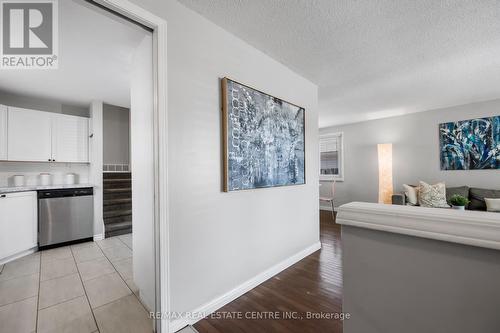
[103,104,130,166]
[320,99,500,207]
[129,0,319,319]
[0,90,89,117]
[131,35,155,312]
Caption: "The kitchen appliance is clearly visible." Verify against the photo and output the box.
[39,173,52,186]
[38,188,93,248]
[12,175,25,187]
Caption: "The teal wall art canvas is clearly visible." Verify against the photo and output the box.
[439,115,500,170]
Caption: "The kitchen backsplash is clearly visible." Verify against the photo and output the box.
[0,162,90,187]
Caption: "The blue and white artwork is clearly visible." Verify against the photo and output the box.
[222,78,305,191]
[439,115,500,170]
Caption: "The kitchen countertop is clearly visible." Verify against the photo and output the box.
[0,183,94,194]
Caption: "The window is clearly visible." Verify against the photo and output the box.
[320,132,344,181]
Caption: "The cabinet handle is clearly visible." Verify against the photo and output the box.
[0,195,6,198]
[48,159,51,161]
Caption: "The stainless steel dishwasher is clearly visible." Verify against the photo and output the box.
[38,188,94,248]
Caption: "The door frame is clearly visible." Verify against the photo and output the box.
[91,1,169,332]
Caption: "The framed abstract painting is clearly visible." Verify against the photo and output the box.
[221,77,306,192]
[439,115,500,170]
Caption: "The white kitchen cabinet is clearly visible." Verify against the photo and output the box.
[0,105,7,160]
[7,106,52,162]
[6,106,90,163]
[52,114,89,163]
[0,191,37,262]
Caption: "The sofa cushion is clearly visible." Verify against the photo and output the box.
[485,198,500,212]
[469,188,500,211]
[446,186,470,207]
[403,184,419,205]
[418,181,449,208]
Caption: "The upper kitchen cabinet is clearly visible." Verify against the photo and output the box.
[6,106,90,163]
[0,105,7,160]
[52,114,89,163]
[8,106,52,162]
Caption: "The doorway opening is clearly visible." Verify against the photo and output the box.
[0,0,167,332]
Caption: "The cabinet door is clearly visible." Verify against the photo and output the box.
[8,107,52,162]
[52,114,89,163]
[0,105,7,160]
[0,191,37,261]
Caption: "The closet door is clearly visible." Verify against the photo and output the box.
[7,107,52,162]
[52,114,89,163]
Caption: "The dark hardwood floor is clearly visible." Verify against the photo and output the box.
[194,210,343,333]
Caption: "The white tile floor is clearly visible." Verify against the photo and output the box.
[0,233,153,333]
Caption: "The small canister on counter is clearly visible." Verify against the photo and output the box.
[65,173,76,185]
[12,175,25,187]
[39,173,52,186]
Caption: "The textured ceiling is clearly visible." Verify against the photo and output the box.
[179,0,500,127]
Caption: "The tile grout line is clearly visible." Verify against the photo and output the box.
[35,251,41,333]
[70,245,101,332]
[0,271,39,283]
[38,293,83,311]
[96,238,135,295]
[0,294,38,308]
[113,235,155,316]
[91,237,143,311]
[38,257,77,282]
[117,235,133,251]
[97,235,152,316]
[0,255,40,283]
[82,270,116,284]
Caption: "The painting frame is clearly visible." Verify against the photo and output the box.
[439,115,500,171]
[221,77,306,192]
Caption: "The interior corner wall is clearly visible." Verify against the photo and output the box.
[103,104,130,165]
[129,0,319,317]
[320,99,500,207]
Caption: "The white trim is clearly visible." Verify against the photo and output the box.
[319,132,344,182]
[337,202,500,250]
[89,101,105,241]
[93,233,104,241]
[0,247,37,265]
[169,242,322,332]
[89,2,169,333]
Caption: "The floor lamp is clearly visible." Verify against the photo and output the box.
[378,143,394,204]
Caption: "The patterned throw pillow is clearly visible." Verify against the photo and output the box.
[418,181,450,208]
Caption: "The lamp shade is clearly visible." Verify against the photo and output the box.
[378,143,394,204]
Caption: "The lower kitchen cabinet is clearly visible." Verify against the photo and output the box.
[0,191,37,262]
